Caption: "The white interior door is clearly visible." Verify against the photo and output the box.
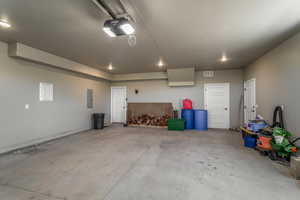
[111,87,127,123]
[204,83,230,129]
[244,79,256,123]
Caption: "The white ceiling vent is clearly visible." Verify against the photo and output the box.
[167,68,195,87]
[203,71,214,78]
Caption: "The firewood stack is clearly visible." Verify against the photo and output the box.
[128,114,171,127]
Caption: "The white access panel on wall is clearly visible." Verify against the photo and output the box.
[204,83,230,129]
[111,86,127,123]
[244,79,256,124]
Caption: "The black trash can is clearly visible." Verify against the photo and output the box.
[93,113,105,129]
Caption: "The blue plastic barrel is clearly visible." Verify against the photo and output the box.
[194,109,208,131]
[181,109,194,129]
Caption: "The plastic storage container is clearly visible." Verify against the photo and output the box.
[168,119,185,131]
[182,99,193,110]
[181,109,194,129]
[247,122,267,132]
[194,109,208,131]
[244,136,257,148]
[93,113,105,129]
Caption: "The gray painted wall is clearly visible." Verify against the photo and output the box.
[245,31,300,137]
[112,70,244,128]
[0,38,244,153]
[0,41,110,153]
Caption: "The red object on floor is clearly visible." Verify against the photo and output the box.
[291,147,297,153]
[182,99,193,109]
[257,136,272,150]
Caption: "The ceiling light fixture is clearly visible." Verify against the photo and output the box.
[103,27,116,37]
[107,63,113,70]
[103,18,135,37]
[120,23,135,35]
[93,0,136,39]
[158,59,164,68]
[0,20,11,28]
[220,55,228,62]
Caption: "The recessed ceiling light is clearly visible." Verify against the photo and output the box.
[158,59,164,68]
[0,20,11,28]
[107,63,113,70]
[220,55,228,62]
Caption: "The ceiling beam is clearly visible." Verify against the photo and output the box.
[8,43,112,80]
[111,72,167,81]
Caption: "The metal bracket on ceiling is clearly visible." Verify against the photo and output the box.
[116,13,136,23]
[92,0,117,19]
[92,0,111,17]
[92,0,136,23]
[118,0,136,23]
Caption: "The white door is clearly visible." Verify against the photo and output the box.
[244,79,256,124]
[111,87,127,123]
[204,83,230,129]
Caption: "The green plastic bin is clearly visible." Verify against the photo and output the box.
[168,119,185,131]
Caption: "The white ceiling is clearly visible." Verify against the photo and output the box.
[0,0,300,74]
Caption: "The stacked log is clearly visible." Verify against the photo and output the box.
[128,114,171,127]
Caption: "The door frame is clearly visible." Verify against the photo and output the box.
[111,86,127,123]
[204,83,230,129]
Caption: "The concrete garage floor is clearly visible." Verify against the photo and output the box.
[0,126,299,200]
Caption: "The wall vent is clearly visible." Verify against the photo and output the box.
[203,71,214,78]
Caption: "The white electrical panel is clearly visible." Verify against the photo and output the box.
[39,82,53,102]
[203,71,214,78]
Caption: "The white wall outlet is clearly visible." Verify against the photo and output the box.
[25,104,30,110]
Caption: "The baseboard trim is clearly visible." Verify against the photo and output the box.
[0,128,91,155]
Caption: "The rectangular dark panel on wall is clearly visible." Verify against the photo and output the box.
[87,89,94,109]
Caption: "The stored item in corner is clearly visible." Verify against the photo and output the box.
[290,156,300,180]
[244,136,257,148]
[257,134,273,150]
[247,120,267,132]
[194,109,208,131]
[181,109,194,129]
[182,99,193,110]
[168,119,185,131]
[93,113,105,129]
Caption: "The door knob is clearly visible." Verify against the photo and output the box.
[225,108,228,111]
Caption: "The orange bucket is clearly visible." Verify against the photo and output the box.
[257,136,272,150]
